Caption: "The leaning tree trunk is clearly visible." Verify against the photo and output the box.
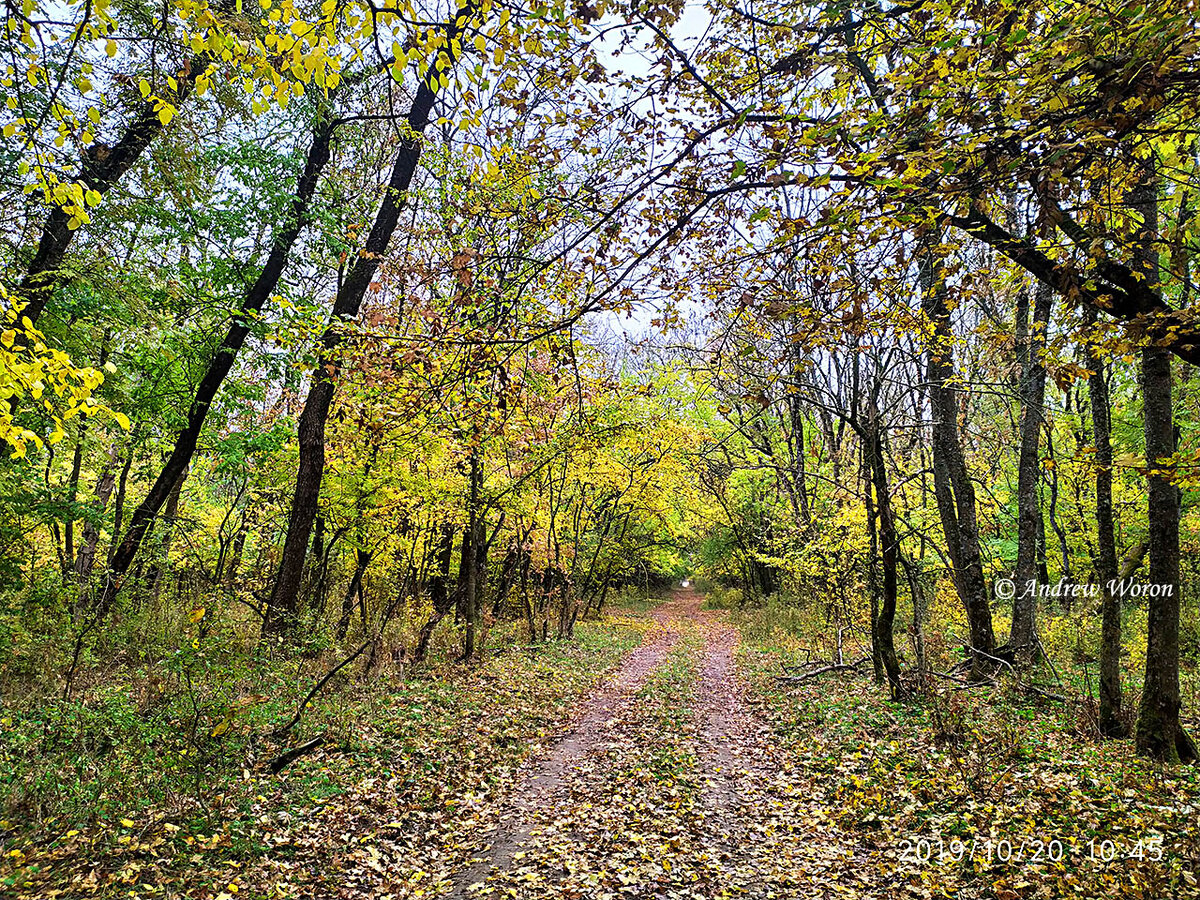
[1011,281,1053,663]
[264,12,475,631]
[919,243,997,677]
[16,53,208,326]
[335,548,372,640]
[93,105,337,617]
[1131,160,1196,763]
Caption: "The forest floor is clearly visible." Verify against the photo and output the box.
[6,590,1200,899]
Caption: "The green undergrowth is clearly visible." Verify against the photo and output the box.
[732,605,1200,900]
[0,615,647,898]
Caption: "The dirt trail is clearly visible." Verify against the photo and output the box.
[444,589,859,898]
[445,593,690,897]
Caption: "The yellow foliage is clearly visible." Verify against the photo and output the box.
[0,290,124,457]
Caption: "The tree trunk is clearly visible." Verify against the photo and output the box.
[414,524,456,663]
[1136,345,1194,761]
[919,243,997,677]
[865,401,904,699]
[459,448,486,660]
[1131,160,1196,763]
[1011,282,1052,662]
[17,55,208,326]
[861,430,885,685]
[145,466,188,605]
[1087,311,1125,736]
[264,17,472,630]
[336,548,372,640]
[62,425,86,576]
[225,521,248,591]
[312,515,326,560]
[107,450,134,567]
[72,445,119,589]
[94,105,337,616]
[521,547,536,642]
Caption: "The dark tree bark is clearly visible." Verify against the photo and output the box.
[106,447,133,564]
[862,425,884,684]
[93,105,337,616]
[493,542,521,617]
[1012,281,1053,661]
[62,426,86,575]
[312,515,326,560]
[16,55,208,325]
[458,448,487,659]
[919,245,997,676]
[144,466,188,604]
[335,548,372,640]
[1086,310,1125,736]
[264,11,475,631]
[72,445,119,587]
[1136,345,1195,762]
[864,401,903,699]
[521,546,537,642]
[415,524,456,663]
[1131,160,1196,762]
[224,521,248,591]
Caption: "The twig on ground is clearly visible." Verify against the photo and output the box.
[928,669,993,687]
[267,735,326,774]
[1024,683,1071,703]
[775,655,869,683]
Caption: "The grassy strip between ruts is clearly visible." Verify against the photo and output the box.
[732,608,1200,900]
[1,615,648,899]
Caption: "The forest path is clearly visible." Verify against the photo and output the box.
[444,589,869,899]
